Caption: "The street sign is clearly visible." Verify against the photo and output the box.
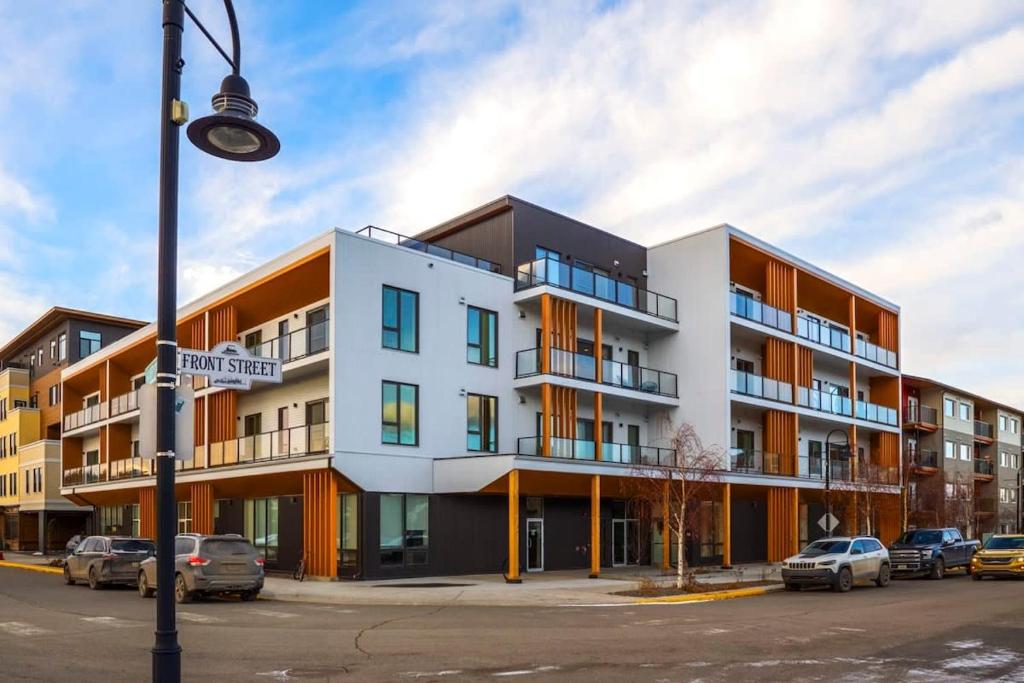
[818,512,840,534]
[138,382,194,460]
[177,341,282,390]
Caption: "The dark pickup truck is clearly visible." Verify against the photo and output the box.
[888,528,980,579]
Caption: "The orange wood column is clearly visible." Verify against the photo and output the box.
[507,470,521,583]
[594,309,603,383]
[722,483,732,567]
[594,393,603,461]
[846,492,858,536]
[302,470,338,579]
[661,479,671,571]
[190,482,214,535]
[139,487,156,540]
[589,475,601,578]
[541,384,552,456]
[541,293,552,457]
[791,488,800,556]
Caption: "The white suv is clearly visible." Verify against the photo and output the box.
[781,536,891,592]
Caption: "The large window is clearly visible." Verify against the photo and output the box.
[79,330,102,358]
[58,333,66,362]
[337,493,358,568]
[959,443,971,461]
[944,398,955,418]
[959,402,971,421]
[382,381,418,446]
[944,440,955,459]
[467,394,498,452]
[99,506,122,535]
[379,493,429,567]
[382,286,418,353]
[177,501,192,534]
[467,306,498,367]
[245,497,280,562]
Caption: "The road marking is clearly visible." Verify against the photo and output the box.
[493,666,560,677]
[178,611,224,624]
[401,671,463,678]
[0,621,53,637]
[80,616,134,628]
[251,609,298,619]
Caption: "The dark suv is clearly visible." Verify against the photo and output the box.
[138,534,264,603]
[64,536,156,589]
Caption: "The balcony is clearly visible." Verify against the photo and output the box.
[246,319,331,364]
[208,424,330,468]
[973,459,995,479]
[856,462,900,486]
[63,403,107,432]
[109,390,139,418]
[730,370,793,404]
[797,387,853,417]
[796,314,851,354]
[855,338,898,370]
[855,400,899,427]
[908,449,939,470]
[515,257,678,322]
[357,226,501,274]
[109,457,152,481]
[730,448,837,480]
[904,405,938,431]
[729,290,792,333]
[62,463,106,486]
[516,436,675,465]
[515,347,678,398]
[974,420,995,444]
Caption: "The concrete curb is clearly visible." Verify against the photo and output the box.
[634,584,783,604]
[0,560,64,575]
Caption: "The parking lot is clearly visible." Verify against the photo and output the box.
[1,565,1023,681]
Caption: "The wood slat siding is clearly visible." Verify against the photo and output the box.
[765,260,796,313]
[763,410,797,475]
[797,346,814,387]
[190,482,214,535]
[878,310,898,354]
[139,487,156,540]
[764,337,795,385]
[302,470,338,578]
[766,488,798,562]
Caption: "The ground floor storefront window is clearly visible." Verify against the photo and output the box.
[380,494,428,567]
[338,493,358,570]
[177,501,192,534]
[245,498,280,562]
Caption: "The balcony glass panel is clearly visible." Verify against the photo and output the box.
[730,370,793,403]
[855,400,898,426]
[797,387,853,416]
[729,290,792,333]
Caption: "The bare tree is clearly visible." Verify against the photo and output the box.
[854,457,900,538]
[624,423,722,590]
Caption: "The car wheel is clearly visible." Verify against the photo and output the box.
[63,565,75,586]
[174,574,192,604]
[138,572,155,598]
[929,558,945,580]
[875,563,891,587]
[240,590,259,602]
[833,567,853,593]
[88,567,102,590]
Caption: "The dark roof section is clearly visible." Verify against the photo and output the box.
[903,374,1024,417]
[412,195,648,251]
[0,306,147,360]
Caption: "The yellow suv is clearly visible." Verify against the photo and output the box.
[971,534,1024,580]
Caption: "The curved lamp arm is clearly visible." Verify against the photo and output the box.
[183,0,241,75]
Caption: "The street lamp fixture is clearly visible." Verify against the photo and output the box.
[187,74,279,161]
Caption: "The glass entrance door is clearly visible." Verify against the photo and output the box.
[613,519,628,566]
[526,519,544,571]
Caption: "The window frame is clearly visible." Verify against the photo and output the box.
[466,306,499,368]
[381,380,419,446]
[79,330,102,359]
[959,402,970,421]
[378,493,429,567]
[944,398,955,418]
[466,393,498,453]
[381,285,419,354]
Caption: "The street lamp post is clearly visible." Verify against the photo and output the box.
[153,2,278,681]
[824,429,850,537]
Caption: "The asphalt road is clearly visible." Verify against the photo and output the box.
[1,567,1022,682]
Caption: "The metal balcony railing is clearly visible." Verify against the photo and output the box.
[974,420,994,440]
[855,400,899,427]
[357,226,501,274]
[974,459,995,476]
[729,290,792,333]
[855,337,898,369]
[516,257,678,322]
[904,404,938,426]
[797,387,853,417]
[208,423,330,468]
[245,319,330,363]
[63,403,108,431]
[796,314,851,353]
[109,390,139,418]
[730,370,793,404]
[515,347,678,398]
[516,436,675,466]
[908,449,939,468]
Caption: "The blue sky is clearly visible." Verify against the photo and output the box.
[1,1,1024,404]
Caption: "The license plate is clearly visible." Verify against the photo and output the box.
[132,562,139,568]
[896,565,907,570]
[223,564,245,574]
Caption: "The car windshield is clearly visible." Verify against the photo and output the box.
[801,540,849,556]
[111,539,155,553]
[203,539,258,559]
[983,537,1024,551]
[896,530,942,545]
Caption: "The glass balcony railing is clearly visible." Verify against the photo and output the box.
[515,347,678,398]
[855,400,899,427]
[246,319,330,363]
[797,387,853,417]
[904,405,938,426]
[730,369,793,404]
[974,459,995,476]
[516,436,674,465]
[855,338,898,369]
[109,390,139,418]
[974,420,994,440]
[356,226,501,274]
[515,257,678,322]
[108,457,152,481]
[908,449,939,468]
[208,423,330,468]
[63,403,108,431]
[729,290,792,333]
[796,314,851,353]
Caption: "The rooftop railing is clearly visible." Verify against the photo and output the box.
[357,226,501,274]
[516,257,678,322]
[729,290,792,333]
[730,369,793,404]
[515,347,678,398]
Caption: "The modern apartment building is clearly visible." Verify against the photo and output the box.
[58,197,902,580]
[903,376,1022,537]
[0,307,144,551]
